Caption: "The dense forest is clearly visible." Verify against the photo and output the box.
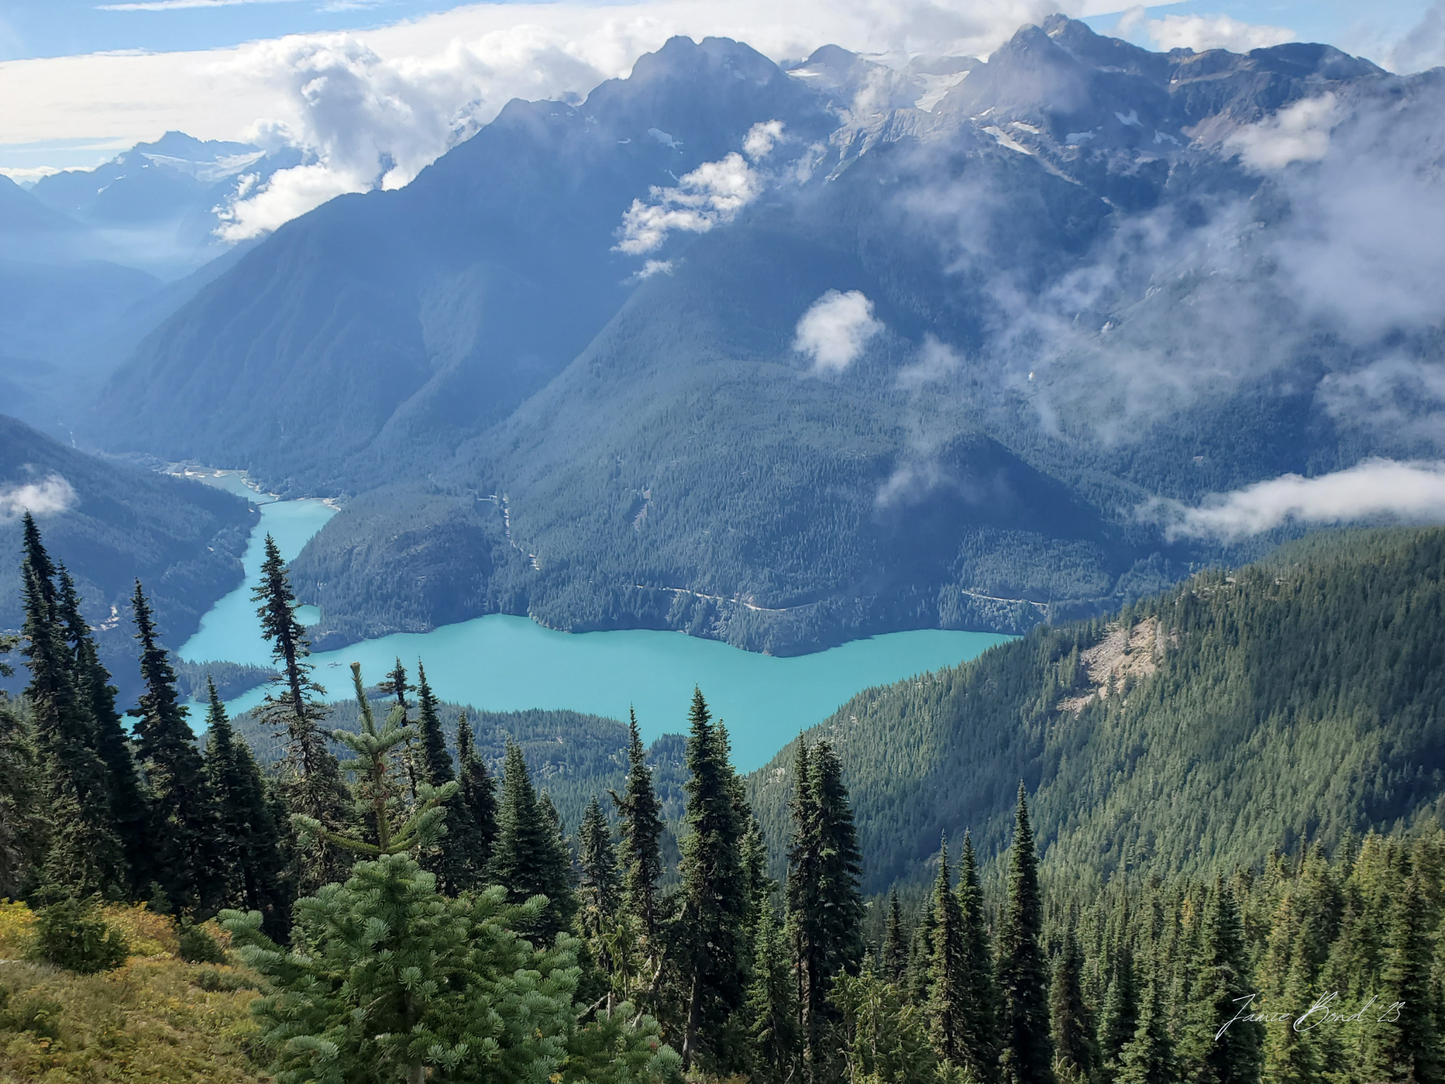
[2,515,1443,1084]
[749,527,1445,894]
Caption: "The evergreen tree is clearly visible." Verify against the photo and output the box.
[1098,934,1138,1077]
[958,830,1000,1083]
[611,709,664,942]
[252,533,348,889]
[20,520,125,899]
[1051,926,1096,1084]
[1184,879,1262,1084]
[0,636,47,898]
[882,889,907,982]
[131,581,222,913]
[675,687,749,1072]
[810,740,865,979]
[385,656,420,802]
[413,662,453,785]
[491,741,575,941]
[203,677,292,938]
[929,836,968,1066]
[747,903,800,1083]
[55,566,147,885]
[578,795,621,939]
[1116,962,1177,1084]
[452,713,498,885]
[831,955,938,1084]
[786,739,822,1071]
[1367,871,1442,1084]
[998,783,1055,1084]
[300,662,456,863]
[224,855,681,1084]
[907,894,938,1003]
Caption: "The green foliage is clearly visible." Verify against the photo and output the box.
[177,920,226,964]
[490,739,577,941]
[31,897,129,974]
[223,853,680,1084]
[131,579,223,913]
[748,527,1445,894]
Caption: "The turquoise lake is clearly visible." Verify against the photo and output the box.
[178,479,1012,772]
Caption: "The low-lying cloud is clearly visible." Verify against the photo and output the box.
[793,290,883,373]
[1227,93,1337,171]
[0,473,77,520]
[1148,459,1445,542]
[616,152,764,255]
[615,120,784,255]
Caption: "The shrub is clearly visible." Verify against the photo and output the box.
[31,898,129,973]
[177,921,226,964]
[193,966,256,993]
[0,898,36,957]
[0,985,63,1040]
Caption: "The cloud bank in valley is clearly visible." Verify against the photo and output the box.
[793,290,883,373]
[0,473,77,520]
[1148,459,1445,541]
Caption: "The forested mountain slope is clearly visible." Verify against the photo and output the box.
[0,416,256,696]
[747,527,1445,893]
[95,19,1445,654]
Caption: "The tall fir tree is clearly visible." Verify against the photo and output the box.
[747,902,800,1083]
[1184,878,1263,1084]
[20,518,125,899]
[907,894,938,1004]
[675,687,749,1072]
[786,740,822,1073]
[998,783,1056,1084]
[452,713,498,886]
[610,708,663,943]
[0,636,47,899]
[384,656,420,802]
[203,677,293,938]
[1367,871,1441,1084]
[1116,957,1177,1084]
[1098,926,1138,1077]
[132,581,223,913]
[882,890,907,982]
[578,794,622,971]
[810,740,865,979]
[929,836,969,1067]
[55,566,148,888]
[413,662,453,785]
[1050,926,1097,1084]
[252,533,348,889]
[410,661,473,893]
[490,741,575,941]
[958,830,1000,1083]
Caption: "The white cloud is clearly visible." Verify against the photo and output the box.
[1148,459,1445,541]
[1226,93,1337,171]
[615,151,763,254]
[1384,1,1445,73]
[0,474,78,520]
[215,161,366,240]
[743,119,785,159]
[897,334,960,389]
[1,0,1096,235]
[1141,13,1295,54]
[793,289,883,372]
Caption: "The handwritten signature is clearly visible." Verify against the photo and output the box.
[1218,993,1403,1038]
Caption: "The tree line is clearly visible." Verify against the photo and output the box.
[2,513,1443,1084]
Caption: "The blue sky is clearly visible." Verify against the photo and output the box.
[0,0,1435,63]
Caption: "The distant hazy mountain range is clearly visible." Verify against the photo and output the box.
[14,16,1444,653]
[0,133,298,433]
[0,414,256,698]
